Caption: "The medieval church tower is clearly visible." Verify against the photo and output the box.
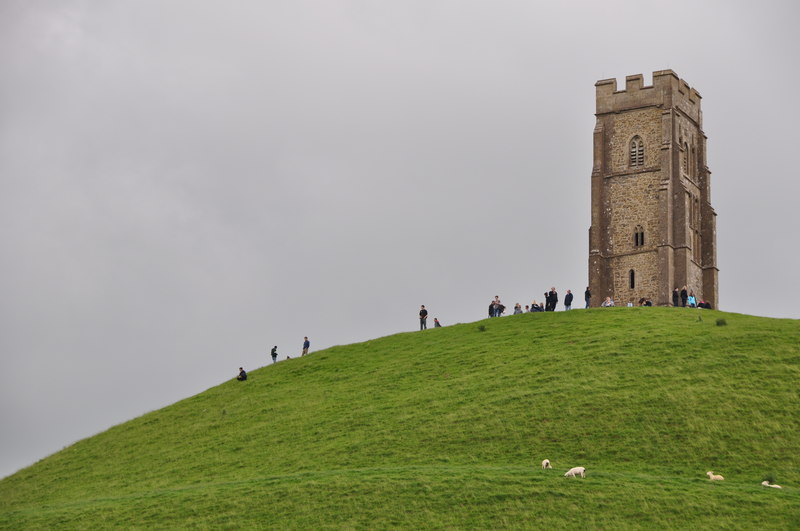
[588,70,718,307]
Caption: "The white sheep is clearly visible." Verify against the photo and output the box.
[541,459,552,469]
[761,480,782,489]
[706,471,724,481]
[564,466,585,478]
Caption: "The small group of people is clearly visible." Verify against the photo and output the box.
[489,296,505,317]
[489,284,713,314]
[237,336,312,381]
[601,296,652,307]
[418,305,442,330]
[598,286,711,309]
[491,287,590,317]
[672,286,713,309]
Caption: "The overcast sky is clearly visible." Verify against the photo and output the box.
[2,0,799,479]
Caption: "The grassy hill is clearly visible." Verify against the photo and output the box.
[1,308,799,529]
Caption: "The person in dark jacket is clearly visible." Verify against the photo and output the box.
[547,287,558,311]
[419,305,428,330]
[271,346,278,364]
[584,287,591,309]
[491,296,503,317]
[564,290,574,310]
[680,286,688,307]
[672,288,680,307]
[237,367,247,381]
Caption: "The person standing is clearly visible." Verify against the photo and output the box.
[302,336,310,356]
[688,291,697,308]
[680,286,688,307]
[271,346,278,364]
[492,295,503,317]
[548,287,558,311]
[584,287,591,309]
[419,305,428,330]
[672,288,680,307]
[564,290,574,310]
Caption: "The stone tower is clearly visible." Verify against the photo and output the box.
[588,70,718,308]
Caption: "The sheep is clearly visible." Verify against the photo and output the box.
[706,471,724,481]
[541,459,552,469]
[761,480,782,489]
[564,466,585,478]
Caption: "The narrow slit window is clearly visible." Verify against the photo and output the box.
[629,269,635,289]
[682,143,689,173]
[695,198,700,227]
[633,225,644,247]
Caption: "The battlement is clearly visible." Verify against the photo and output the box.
[596,70,701,119]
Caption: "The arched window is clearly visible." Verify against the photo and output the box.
[630,136,644,167]
[629,269,636,289]
[633,225,645,247]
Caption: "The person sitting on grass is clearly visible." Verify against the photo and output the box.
[237,367,247,381]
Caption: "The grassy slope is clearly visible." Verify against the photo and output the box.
[1,308,799,529]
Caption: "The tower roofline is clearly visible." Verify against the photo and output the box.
[595,70,701,120]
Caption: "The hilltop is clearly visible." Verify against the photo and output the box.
[1,308,799,529]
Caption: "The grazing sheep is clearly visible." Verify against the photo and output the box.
[541,459,552,469]
[564,466,585,478]
[706,471,724,481]
[761,480,782,489]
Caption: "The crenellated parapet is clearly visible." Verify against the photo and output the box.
[596,70,701,124]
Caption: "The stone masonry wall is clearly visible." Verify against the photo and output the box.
[687,262,703,302]
[607,171,661,256]
[606,170,661,303]
[609,108,662,173]
[610,252,659,304]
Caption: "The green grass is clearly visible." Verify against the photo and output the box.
[2,308,799,529]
